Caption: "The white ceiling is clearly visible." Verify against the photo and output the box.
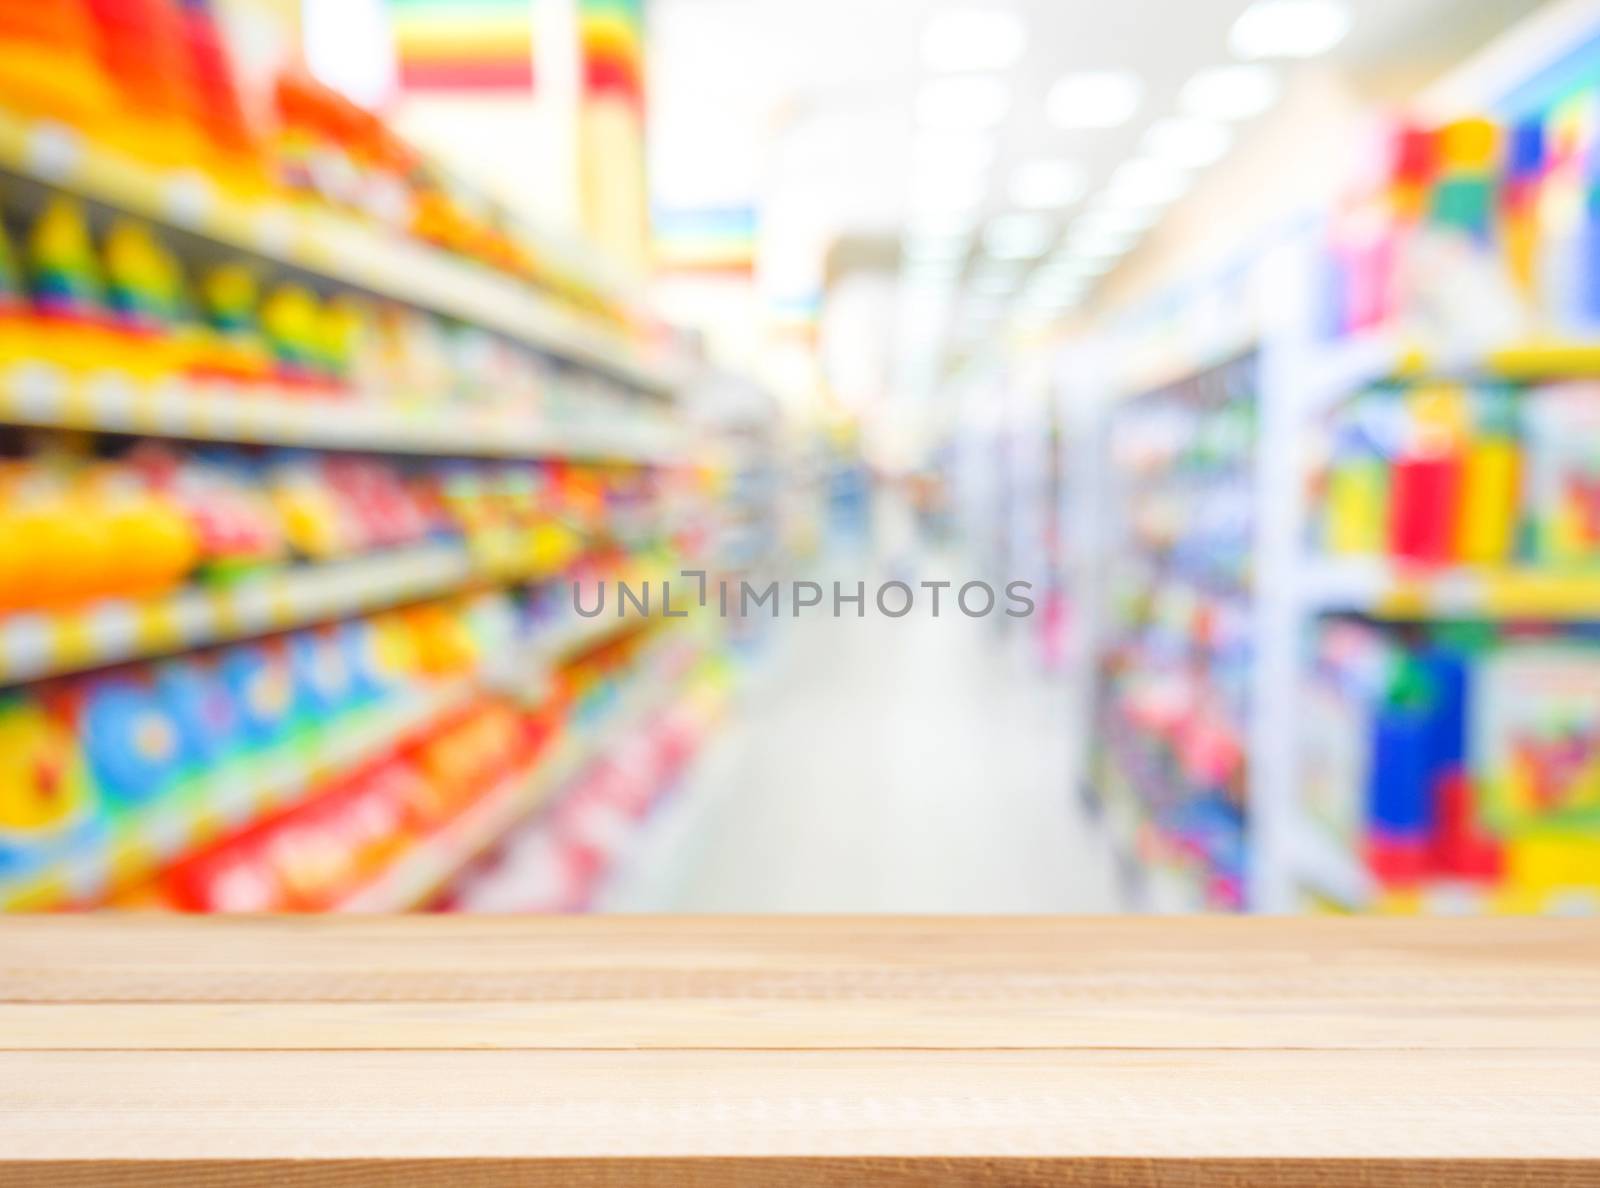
[649,0,1542,249]
[647,0,1547,399]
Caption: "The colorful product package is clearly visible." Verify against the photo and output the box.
[1474,643,1600,832]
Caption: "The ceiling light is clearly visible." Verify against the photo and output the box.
[1179,65,1280,121]
[905,209,980,239]
[1025,274,1086,302]
[1019,291,1081,316]
[1068,225,1140,259]
[900,263,963,290]
[970,268,1024,296]
[911,133,996,176]
[1055,251,1117,277]
[903,263,959,283]
[982,212,1055,260]
[902,235,970,264]
[1141,117,1233,168]
[1072,204,1161,237]
[1031,287,1084,307]
[1104,158,1190,207]
[899,285,955,307]
[911,158,993,190]
[1046,71,1142,129]
[907,172,990,216]
[1035,257,1094,284]
[893,339,944,367]
[1064,243,1131,267]
[897,304,955,333]
[1008,159,1086,210]
[1230,0,1351,60]
[921,7,1027,73]
[916,76,1010,131]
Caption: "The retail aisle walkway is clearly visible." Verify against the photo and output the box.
[601,567,1120,913]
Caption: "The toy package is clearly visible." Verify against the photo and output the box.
[1475,643,1600,831]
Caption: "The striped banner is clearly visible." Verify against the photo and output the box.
[653,206,756,274]
[579,0,644,107]
[390,0,535,92]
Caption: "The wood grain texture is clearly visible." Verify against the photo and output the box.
[10,1160,1600,1188]
[0,917,1596,1185]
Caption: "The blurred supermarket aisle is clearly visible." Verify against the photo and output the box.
[602,551,1118,913]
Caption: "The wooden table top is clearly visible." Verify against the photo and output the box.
[0,915,1597,1186]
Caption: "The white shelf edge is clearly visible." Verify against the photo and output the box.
[0,541,475,687]
[0,364,688,464]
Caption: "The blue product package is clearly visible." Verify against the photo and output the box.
[341,619,393,701]
[1420,647,1469,773]
[218,644,298,750]
[1509,117,1545,180]
[154,659,237,769]
[81,678,189,809]
[1368,705,1433,834]
[288,630,355,718]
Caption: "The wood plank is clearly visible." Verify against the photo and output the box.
[0,994,1595,1050]
[8,1159,1600,1188]
[2,916,1595,1000]
[6,1160,1600,1188]
[0,1049,1597,1161]
[0,918,1595,1183]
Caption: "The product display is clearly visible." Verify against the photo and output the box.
[0,194,662,432]
[0,545,727,911]
[1093,354,1256,909]
[0,594,484,902]
[0,0,640,330]
[442,641,732,913]
[1306,619,1600,913]
[1324,98,1600,344]
[8,0,1589,927]
[1054,31,1600,915]
[0,435,691,642]
[0,2,770,917]
[1286,82,1600,912]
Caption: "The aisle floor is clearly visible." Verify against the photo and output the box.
[600,563,1120,913]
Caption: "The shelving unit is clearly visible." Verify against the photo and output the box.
[1079,282,1600,912]
[0,9,748,920]
[0,677,478,910]
[1304,558,1600,621]
[0,110,687,396]
[0,541,472,686]
[1062,1,1600,916]
[1257,328,1600,913]
[0,578,700,912]
[340,632,701,912]
[0,542,686,689]
[1086,352,1259,911]
[0,363,686,463]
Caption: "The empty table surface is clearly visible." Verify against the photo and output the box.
[0,915,1597,1186]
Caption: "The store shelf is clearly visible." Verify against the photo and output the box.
[1304,330,1600,412]
[1303,558,1600,621]
[0,110,687,395]
[0,363,687,463]
[0,542,479,687]
[0,678,479,910]
[337,652,693,911]
[478,606,660,706]
[529,605,658,663]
